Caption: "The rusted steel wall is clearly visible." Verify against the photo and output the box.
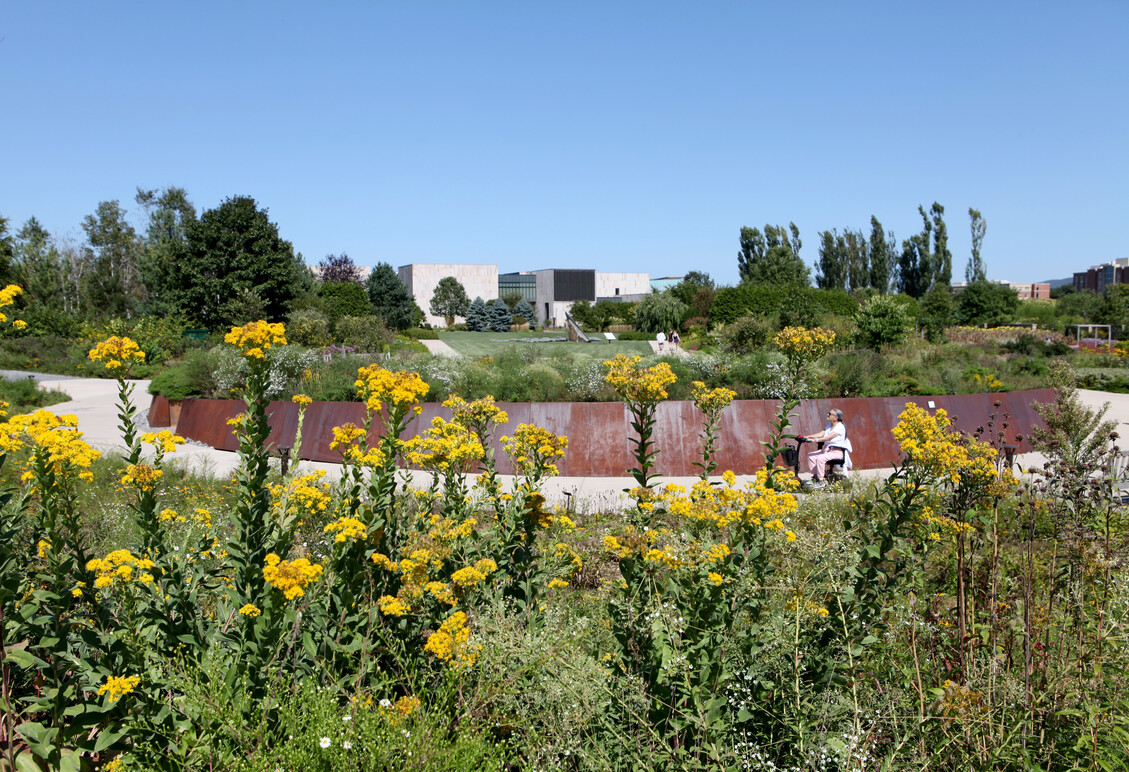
[148,395,171,428]
[170,389,1053,477]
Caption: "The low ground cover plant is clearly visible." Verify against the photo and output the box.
[4,302,1129,769]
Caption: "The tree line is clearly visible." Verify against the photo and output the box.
[738,202,990,299]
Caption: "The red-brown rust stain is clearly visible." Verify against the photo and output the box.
[167,389,1055,477]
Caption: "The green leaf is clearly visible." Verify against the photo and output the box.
[93,727,127,753]
[3,649,46,670]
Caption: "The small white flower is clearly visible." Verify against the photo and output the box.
[319,737,331,749]
[379,698,391,708]
[343,741,353,750]
[342,715,352,722]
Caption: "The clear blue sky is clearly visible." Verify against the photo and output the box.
[3,1,1126,286]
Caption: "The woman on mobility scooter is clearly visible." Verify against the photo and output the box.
[801,408,852,488]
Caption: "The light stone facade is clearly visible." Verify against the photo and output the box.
[398,264,499,327]
[596,272,650,300]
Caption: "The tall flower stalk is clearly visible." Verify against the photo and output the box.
[690,381,736,480]
[604,354,676,517]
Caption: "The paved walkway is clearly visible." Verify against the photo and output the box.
[417,339,460,357]
[19,371,1129,513]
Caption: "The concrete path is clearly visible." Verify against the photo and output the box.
[21,372,1129,513]
[417,339,460,357]
[648,340,689,357]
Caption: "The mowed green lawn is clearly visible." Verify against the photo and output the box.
[438,330,653,358]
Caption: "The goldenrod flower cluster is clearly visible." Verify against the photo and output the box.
[691,381,736,418]
[401,417,484,473]
[239,603,262,617]
[378,595,411,616]
[97,674,140,702]
[603,525,662,559]
[445,394,509,431]
[395,547,447,597]
[120,463,163,491]
[263,553,324,600]
[88,335,146,372]
[501,424,569,478]
[324,516,367,543]
[892,403,1014,499]
[192,508,212,529]
[603,354,677,404]
[773,326,836,363]
[0,410,101,483]
[969,372,1005,392]
[450,558,497,588]
[920,506,976,540]
[270,471,332,517]
[424,611,480,670]
[158,508,184,523]
[329,423,385,467]
[553,541,583,577]
[87,550,156,589]
[140,430,185,454]
[0,284,26,329]
[354,365,429,415]
[37,538,51,559]
[224,320,286,360]
[292,393,313,408]
[662,470,798,530]
[418,511,478,544]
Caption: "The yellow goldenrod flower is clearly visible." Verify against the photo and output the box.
[89,336,146,374]
[324,516,367,543]
[97,675,140,702]
[224,320,286,359]
[262,553,323,600]
[424,611,480,670]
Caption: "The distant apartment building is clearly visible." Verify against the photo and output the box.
[398,263,499,327]
[951,280,1051,300]
[1074,258,1129,293]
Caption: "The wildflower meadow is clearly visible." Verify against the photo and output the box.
[2,300,1128,770]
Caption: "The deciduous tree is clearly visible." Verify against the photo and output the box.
[633,291,688,334]
[954,280,1018,326]
[430,277,470,327]
[965,208,987,283]
[868,216,895,294]
[317,253,363,285]
[136,186,196,315]
[737,223,810,287]
[81,200,145,318]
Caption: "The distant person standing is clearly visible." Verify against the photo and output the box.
[671,329,681,349]
[656,331,667,352]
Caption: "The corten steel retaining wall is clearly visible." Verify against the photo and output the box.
[155,390,1053,477]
